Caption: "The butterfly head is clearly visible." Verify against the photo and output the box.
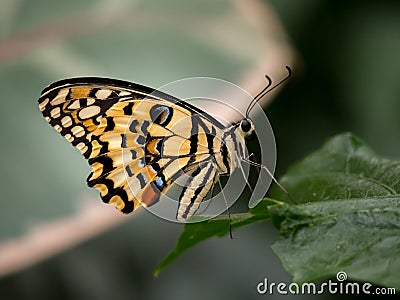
[239,118,255,138]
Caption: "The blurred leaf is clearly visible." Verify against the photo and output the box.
[270,133,400,288]
[154,198,283,276]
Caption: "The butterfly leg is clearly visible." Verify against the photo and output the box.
[241,157,296,204]
[235,152,254,193]
[217,177,233,239]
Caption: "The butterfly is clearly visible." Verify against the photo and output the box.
[38,68,291,222]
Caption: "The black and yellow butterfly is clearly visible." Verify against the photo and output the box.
[38,69,290,222]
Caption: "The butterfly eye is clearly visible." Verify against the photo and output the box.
[240,119,252,132]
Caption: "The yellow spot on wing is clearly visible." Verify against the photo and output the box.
[76,142,86,151]
[90,140,102,158]
[70,87,92,99]
[61,116,73,127]
[50,107,61,118]
[50,89,68,105]
[93,183,108,196]
[68,100,81,110]
[71,126,85,138]
[89,162,104,181]
[79,105,101,119]
[64,133,73,142]
[96,89,113,99]
[119,91,131,96]
[39,98,49,111]
[82,119,97,132]
[109,196,125,210]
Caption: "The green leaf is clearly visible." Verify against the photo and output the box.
[154,198,283,276]
[270,133,400,288]
[270,132,400,204]
[157,133,400,289]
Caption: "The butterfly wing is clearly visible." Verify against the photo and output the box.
[176,158,218,222]
[39,77,227,220]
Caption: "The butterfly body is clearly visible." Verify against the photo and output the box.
[39,77,254,222]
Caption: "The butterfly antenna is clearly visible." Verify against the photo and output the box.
[245,66,292,118]
[218,178,233,239]
[245,75,272,118]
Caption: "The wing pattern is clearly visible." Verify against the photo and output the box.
[39,78,229,221]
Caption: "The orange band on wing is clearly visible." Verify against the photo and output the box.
[141,183,161,207]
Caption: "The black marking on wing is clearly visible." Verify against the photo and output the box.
[220,142,230,174]
[150,104,174,127]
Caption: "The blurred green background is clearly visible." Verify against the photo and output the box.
[0,0,399,299]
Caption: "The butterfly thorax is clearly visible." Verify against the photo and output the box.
[218,118,254,174]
